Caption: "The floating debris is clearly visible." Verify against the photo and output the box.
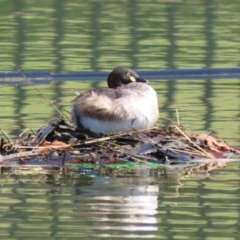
[0,119,239,176]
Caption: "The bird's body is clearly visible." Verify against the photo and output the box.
[72,67,159,134]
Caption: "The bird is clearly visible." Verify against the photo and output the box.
[72,67,159,134]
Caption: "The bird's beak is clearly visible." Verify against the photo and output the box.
[135,77,148,83]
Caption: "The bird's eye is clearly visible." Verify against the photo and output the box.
[127,72,136,82]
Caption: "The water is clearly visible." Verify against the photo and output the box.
[1,162,240,239]
[0,0,240,239]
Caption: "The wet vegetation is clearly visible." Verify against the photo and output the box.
[1,117,239,176]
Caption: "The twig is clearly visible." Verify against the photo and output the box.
[129,156,153,164]
[168,148,211,158]
[160,117,176,124]
[174,126,214,159]
[13,64,70,121]
[0,151,38,162]
[18,128,31,138]
[176,109,180,126]
[82,127,158,145]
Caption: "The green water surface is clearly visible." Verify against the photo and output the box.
[0,0,240,239]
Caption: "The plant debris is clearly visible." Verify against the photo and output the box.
[0,119,239,175]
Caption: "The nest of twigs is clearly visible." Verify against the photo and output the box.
[0,119,239,176]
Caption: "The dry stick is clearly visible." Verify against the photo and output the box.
[18,128,31,138]
[168,148,210,158]
[170,141,208,156]
[13,145,68,149]
[175,109,180,126]
[188,146,213,157]
[13,64,70,121]
[15,127,158,150]
[175,126,214,159]
[129,156,153,164]
[160,117,176,124]
[0,145,72,162]
[82,127,158,145]
[0,151,38,162]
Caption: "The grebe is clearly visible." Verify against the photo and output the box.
[72,67,159,134]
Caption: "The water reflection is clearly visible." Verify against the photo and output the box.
[1,161,240,239]
[73,176,159,238]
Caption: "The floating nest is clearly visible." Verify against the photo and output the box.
[0,119,239,177]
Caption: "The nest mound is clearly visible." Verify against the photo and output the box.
[0,119,239,175]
